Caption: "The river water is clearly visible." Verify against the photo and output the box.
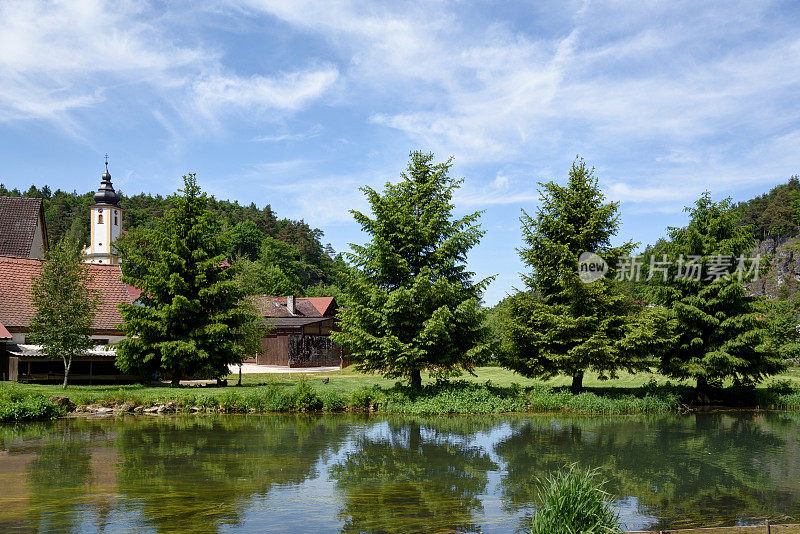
[1,412,799,532]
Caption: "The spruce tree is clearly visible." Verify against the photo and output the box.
[651,193,785,393]
[115,175,259,383]
[499,159,668,392]
[331,151,491,388]
[28,239,100,388]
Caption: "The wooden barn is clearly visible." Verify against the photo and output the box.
[249,296,345,368]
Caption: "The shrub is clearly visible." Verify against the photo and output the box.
[288,380,323,412]
[529,464,621,534]
[0,387,61,423]
[320,391,346,411]
[349,387,377,410]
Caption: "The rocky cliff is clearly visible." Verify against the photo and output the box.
[749,236,800,299]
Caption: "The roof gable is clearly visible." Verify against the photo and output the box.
[0,197,45,257]
[253,296,337,318]
[0,255,132,332]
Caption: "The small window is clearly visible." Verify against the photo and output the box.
[98,213,104,224]
[99,242,102,246]
[114,214,118,225]
[98,260,103,264]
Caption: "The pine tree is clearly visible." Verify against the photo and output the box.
[331,151,491,388]
[115,174,260,384]
[651,192,785,393]
[28,239,100,388]
[499,159,668,392]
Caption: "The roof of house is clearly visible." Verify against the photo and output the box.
[253,296,337,318]
[0,320,10,340]
[0,197,46,257]
[0,255,132,332]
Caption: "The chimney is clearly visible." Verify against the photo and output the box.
[286,295,296,315]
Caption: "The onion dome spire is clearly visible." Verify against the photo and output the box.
[93,154,120,206]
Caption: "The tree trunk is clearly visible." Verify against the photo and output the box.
[171,372,182,387]
[410,369,422,389]
[238,365,242,387]
[571,372,584,394]
[63,357,71,389]
[696,376,711,404]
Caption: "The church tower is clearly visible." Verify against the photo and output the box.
[83,158,123,265]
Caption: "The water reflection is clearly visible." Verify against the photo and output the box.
[0,412,798,533]
[494,413,800,529]
[329,418,498,533]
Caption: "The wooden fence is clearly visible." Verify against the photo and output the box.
[625,522,800,534]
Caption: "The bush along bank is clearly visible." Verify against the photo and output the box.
[0,386,62,423]
[4,378,800,422]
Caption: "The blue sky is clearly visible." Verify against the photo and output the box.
[1,1,799,304]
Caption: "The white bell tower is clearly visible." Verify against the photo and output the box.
[83,156,123,265]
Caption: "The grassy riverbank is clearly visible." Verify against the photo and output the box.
[2,366,800,422]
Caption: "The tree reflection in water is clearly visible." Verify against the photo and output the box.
[494,413,800,529]
[330,417,499,533]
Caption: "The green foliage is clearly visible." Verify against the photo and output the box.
[500,159,670,392]
[287,380,324,411]
[0,386,61,422]
[332,151,492,388]
[115,174,264,382]
[734,175,800,239]
[756,297,800,361]
[27,238,100,388]
[529,464,621,534]
[650,192,786,391]
[227,220,263,260]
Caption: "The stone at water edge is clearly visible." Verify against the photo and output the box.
[48,396,76,412]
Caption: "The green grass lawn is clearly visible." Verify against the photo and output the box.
[2,366,799,422]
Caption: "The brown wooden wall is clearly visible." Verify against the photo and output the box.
[256,335,290,365]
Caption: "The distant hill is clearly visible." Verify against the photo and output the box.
[734,175,800,240]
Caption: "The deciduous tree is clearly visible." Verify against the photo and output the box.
[28,239,99,388]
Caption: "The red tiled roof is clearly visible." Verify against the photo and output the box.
[0,197,45,257]
[305,297,336,316]
[0,255,132,332]
[253,296,337,318]
[0,320,10,339]
[126,284,143,302]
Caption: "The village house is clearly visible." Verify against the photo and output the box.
[249,295,346,367]
[0,164,134,381]
[0,162,346,380]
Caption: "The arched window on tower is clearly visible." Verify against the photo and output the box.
[98,209,104,224]
[114,213,118,226]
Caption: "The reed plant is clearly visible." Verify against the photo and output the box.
[529,464,621,534]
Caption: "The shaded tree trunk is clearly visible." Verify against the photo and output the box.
[571,371,584,394]
[696,375,711,404]
[410,369,422,389]
[171,371,182,387]
[237,364,242,386]
[63,357,71,389]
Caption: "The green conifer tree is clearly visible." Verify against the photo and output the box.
[499,159,669,392]
[115,175,259,384]
[28,239,100,388]
[651,193,785,393]
[331,151,491,388]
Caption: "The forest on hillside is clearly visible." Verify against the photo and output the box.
[0,183,343,296]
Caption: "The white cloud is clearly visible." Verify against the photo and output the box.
[252,124,324,142]
[192,67,338,117]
